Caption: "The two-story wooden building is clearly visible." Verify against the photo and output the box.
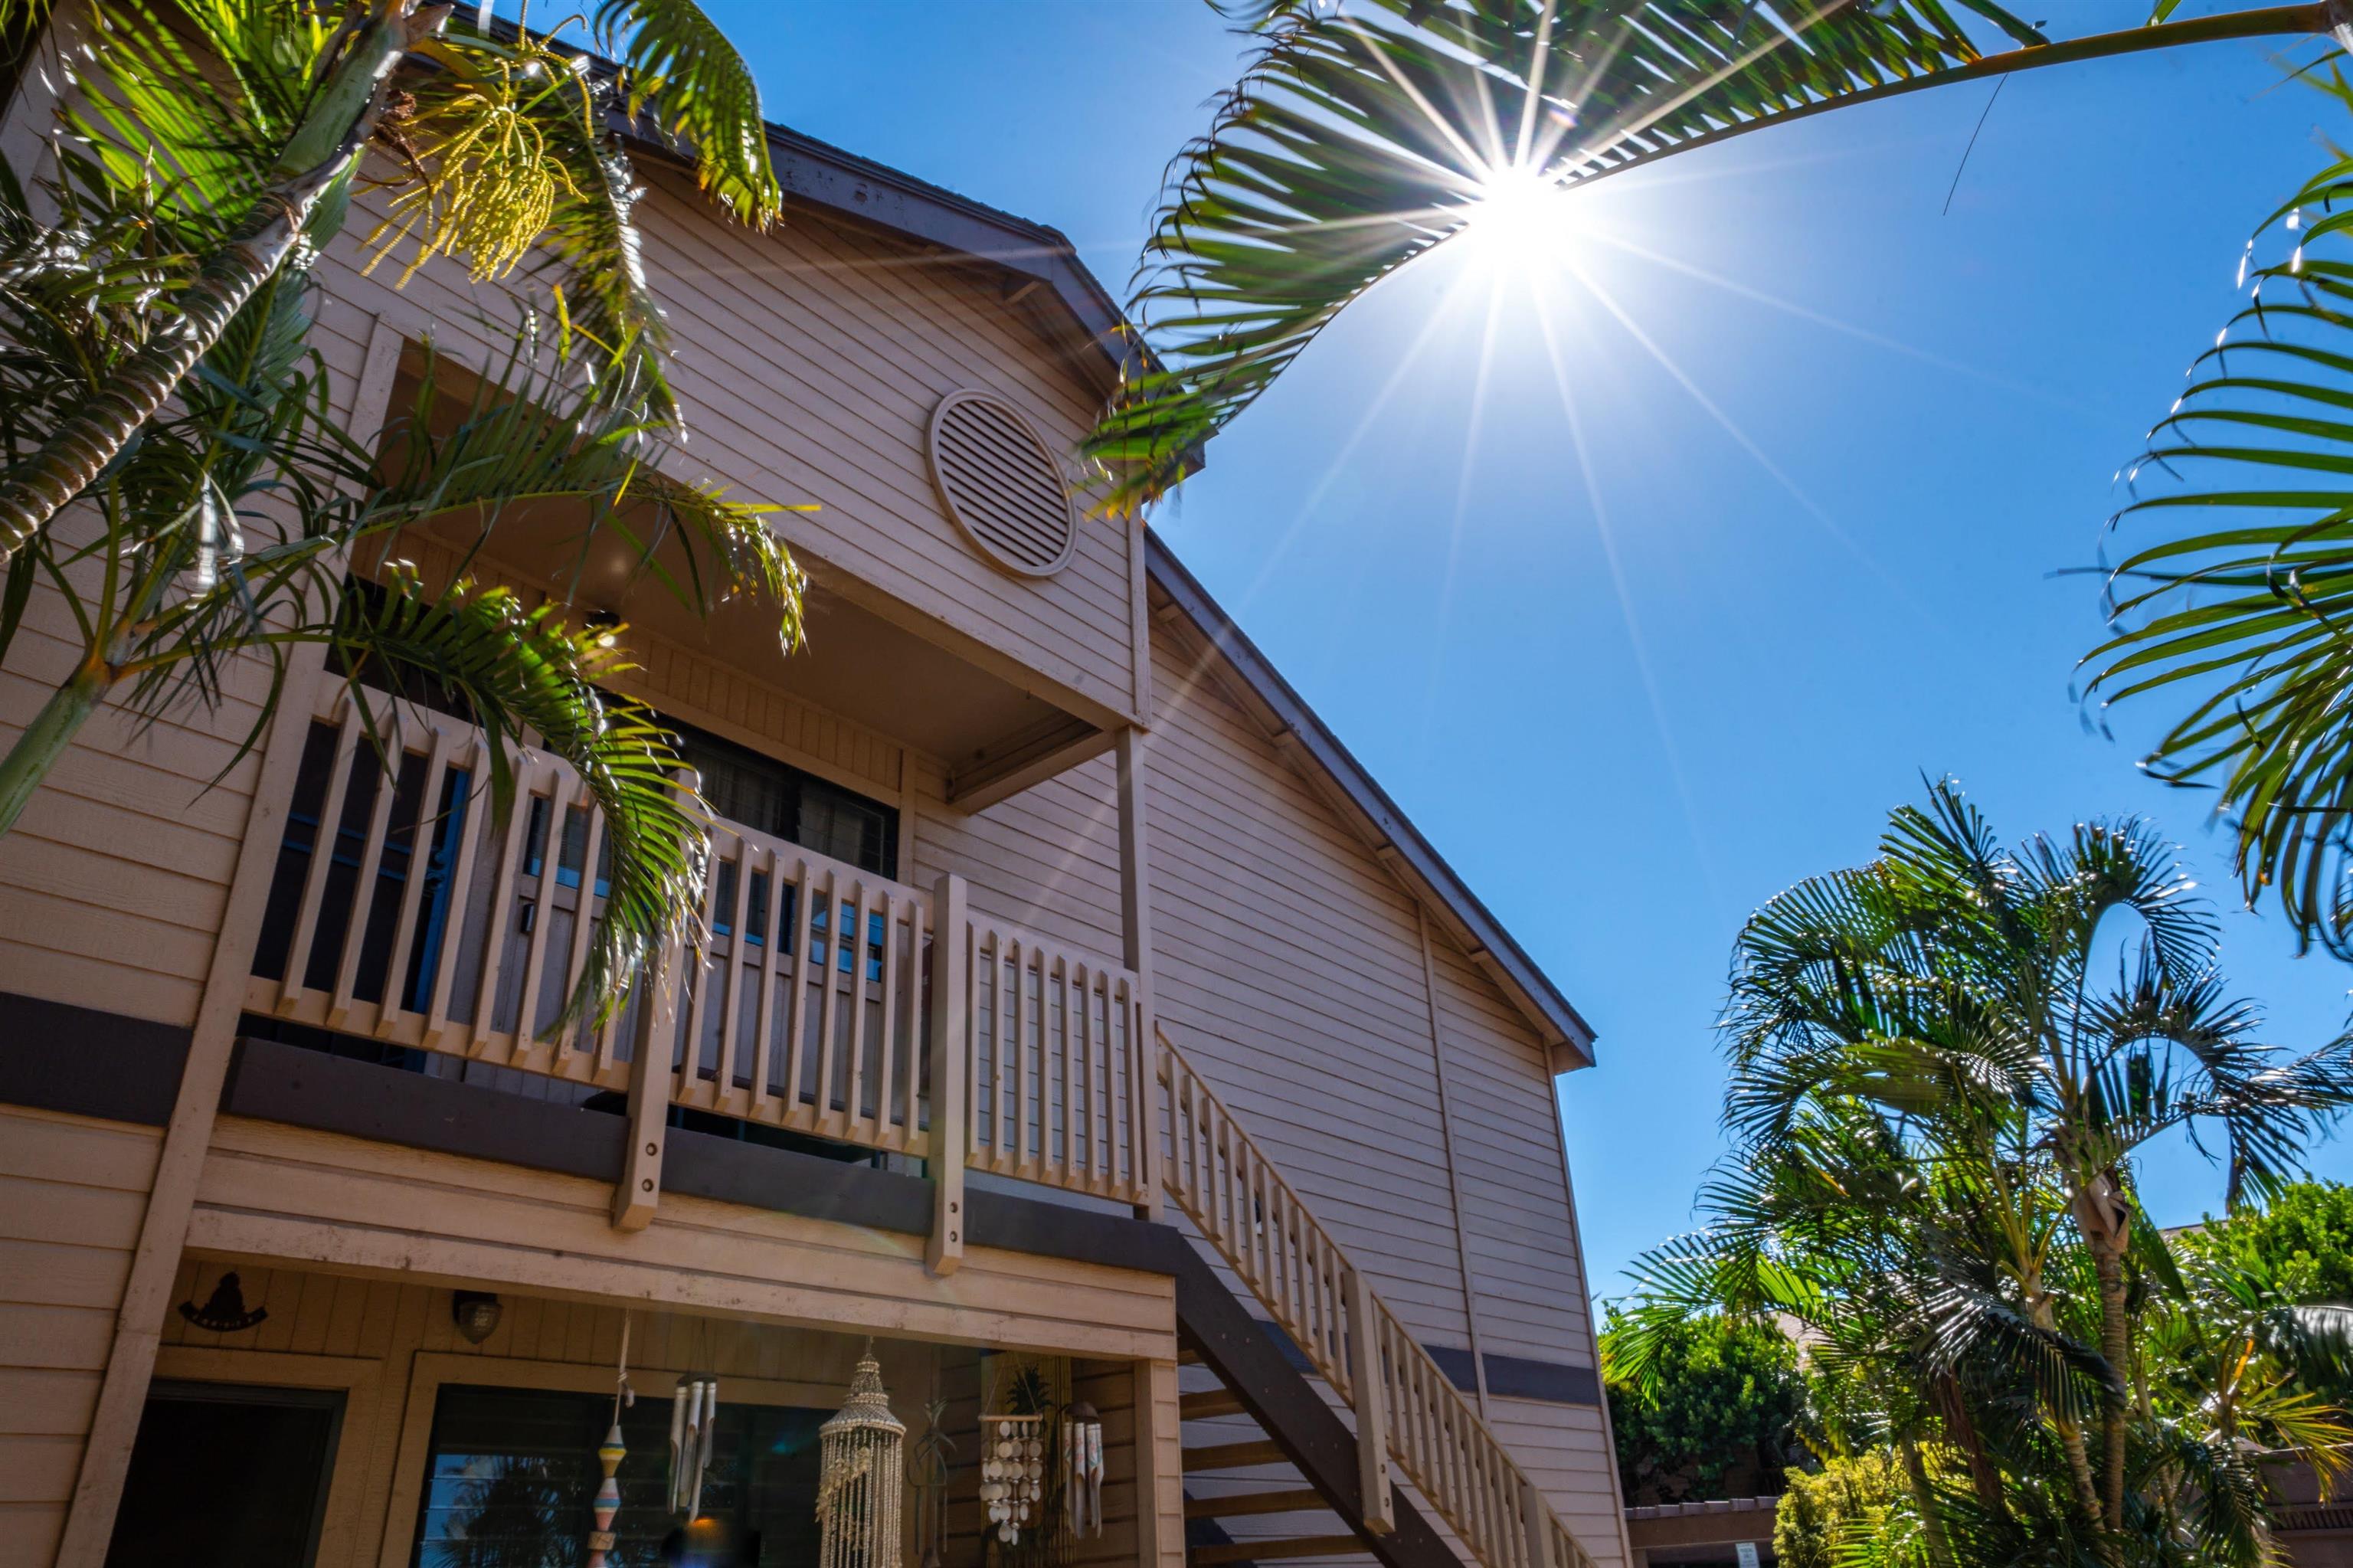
[0,25,1630,1568]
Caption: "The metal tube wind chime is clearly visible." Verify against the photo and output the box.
[1061,1402,1104,1540]
[669,1373,721,1519]
[819,1342,907,1568]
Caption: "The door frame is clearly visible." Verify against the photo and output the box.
[124,1377,350,1568]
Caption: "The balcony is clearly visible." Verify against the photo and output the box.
[242,676,1155,1215]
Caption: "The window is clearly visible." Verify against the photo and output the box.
[665,719,898,879]
[411,1383,826,1568]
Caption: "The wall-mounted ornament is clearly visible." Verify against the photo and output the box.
[1062,1402,1103,1538]
[669,1375,720,1517]
[178,1272,267,1333]
[588,1313,637,1568]
[819,1342,906,1568]
[907,1397,956,1568]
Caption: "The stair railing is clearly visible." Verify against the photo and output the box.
[1157,1029,1599,1568]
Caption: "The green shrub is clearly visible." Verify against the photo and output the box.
[1601,1314,1803,1505]
[1773,1451,1904,1568]
[2177,1180,2353,1304]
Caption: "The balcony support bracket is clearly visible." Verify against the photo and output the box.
[611,958,678,1232]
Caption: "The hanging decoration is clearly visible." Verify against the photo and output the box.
[1061,1401,1103,1539]
[588,1314,637,1568]
[818,1341,906,1568]
[906,1397,956,1568]
[178,1271,267,1333]
[979,1412,1046,1544]
[669,1374,720,1518]
[981,1354,1070,1568]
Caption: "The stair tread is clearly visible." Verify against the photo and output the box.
[1192,1534,1363,1565]
[1183,1439,1290,1471]
[1186,1488,1330,1521]
[1181,1390,1248,1421]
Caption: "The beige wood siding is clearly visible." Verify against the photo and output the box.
[191,1115,1175,1360]
[911,749,1124,957]
[1140,618,1625,1565]
[146,1258,1175,1568]
[0,1107,163,1566]
[303,162,1141,732]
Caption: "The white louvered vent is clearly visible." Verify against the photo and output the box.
[926,389,1078,578]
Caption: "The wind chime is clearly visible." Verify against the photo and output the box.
[1061,1401,1104,1540]
[669,1373,721,1519]
[587,1314,637,1568]
[818,1343,907,1568]
[979,1412,1046,1543]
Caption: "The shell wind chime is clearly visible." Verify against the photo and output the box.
[1061,1402,1103,1539]
[819,1343,906,1568]
[669,1375,721,1518]
[979,1413,1045,1543]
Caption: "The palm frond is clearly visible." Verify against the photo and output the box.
[334,568,705,1027]
[592,0,778,227]
[1075,2,2353,505]
[2083,73,2353,961]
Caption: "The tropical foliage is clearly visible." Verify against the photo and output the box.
[1774,1451,1909,1568]
[1600,1312,1804,1505]
[2083,70,2353,964]
[1086,0,2332,506]
[2177,1179,2353,1305]
[1607,781,2353,1566]
[0,0,803,1021]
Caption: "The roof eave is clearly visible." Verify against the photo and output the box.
[1144,533,1598,1072]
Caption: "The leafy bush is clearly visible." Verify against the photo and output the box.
[1772,1452,1904,1568]
[2177,1180,2353,1304]
[1601,1314,1804,1505]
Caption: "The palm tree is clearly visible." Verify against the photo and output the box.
[0,0,775,558]
[0,0,803,1020]
[2081,71,2353,964]
[1084,0,2344,506]
[1614,781,2353,1565]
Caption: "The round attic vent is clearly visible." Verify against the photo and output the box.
[926,389,1078,578]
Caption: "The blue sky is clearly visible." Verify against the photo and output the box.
[708,1,2353,1301]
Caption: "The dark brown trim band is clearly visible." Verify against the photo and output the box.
[0,991,191,1127]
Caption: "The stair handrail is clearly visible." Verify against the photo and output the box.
[1155,1028,1600,1568]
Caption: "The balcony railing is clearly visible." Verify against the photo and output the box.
[244,679,1150,1205]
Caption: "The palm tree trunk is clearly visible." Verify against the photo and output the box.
[1897,1440,1957,1568]
[2093,1239,2132,1529]
[0,0,450,565]
[0,657,108,836]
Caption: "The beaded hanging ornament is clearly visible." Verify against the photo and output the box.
[818,1343,906,1568]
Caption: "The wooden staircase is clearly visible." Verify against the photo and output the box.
[1154,1028,1603,1568]
[1163,1223,1463,1568]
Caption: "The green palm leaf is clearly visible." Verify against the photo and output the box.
[335,568,705,1028]
[1088,1,2330,506]
[592,0,779,228]
[2084,75,2353,961]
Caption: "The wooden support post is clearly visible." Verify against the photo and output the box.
[1347,1265,1396,1536]
[55,316,408,1568]
[1134,1357,1181,1568]
[1115,726,1163,1221]
[926,872,969,1276]
[610,951,679,1230]
[1520,1478,1554,1568]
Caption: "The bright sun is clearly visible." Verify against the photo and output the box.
[1462,166,1581,267]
